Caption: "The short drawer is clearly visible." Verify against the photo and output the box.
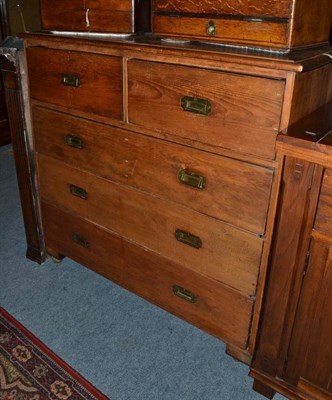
[37,154,263,296]
[33,106,273,235]
[42,201,254,349]
[152,16,288,48]
[314,169,332,237]
[128,60,285,159]
[27,47,123,120]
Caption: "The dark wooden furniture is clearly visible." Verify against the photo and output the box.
[0,77,10,146]
[17,32,331,375]
[251,102,332,400]
[0,38,45,262]
[152,0,332,50]
[0,0,10,146]
[40,0,149,33]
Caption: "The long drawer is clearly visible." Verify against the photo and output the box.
[27,47,123,120]
[152,16,288,48]
[42,201,254,349]
[32,107,273,235]
[128,60,285,159]
[37,154,263,296]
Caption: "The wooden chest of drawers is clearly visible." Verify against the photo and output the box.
[20,32,332,379]
[152,0,332,50]
[40,0,149,33]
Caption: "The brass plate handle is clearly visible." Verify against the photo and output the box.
[206,20,217,36]
[173,285,197,304]
[72,233,90,248]
[178,169,206,190]
[65,135,84,149]
[69,184,88,200]
[61,74,80,88]
[175,229,202,249]
[181,96,212,116]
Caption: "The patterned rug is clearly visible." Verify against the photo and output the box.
[0,307,109,400]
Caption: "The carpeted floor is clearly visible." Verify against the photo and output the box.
[0,144,286,400]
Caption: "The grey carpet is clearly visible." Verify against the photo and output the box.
[0,144,286,399]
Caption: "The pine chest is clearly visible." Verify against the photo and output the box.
[17,32,332,373]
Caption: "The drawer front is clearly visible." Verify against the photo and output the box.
[33,107,273,235]
[37,154,263,296]
[40,0,135,32]
[152,0,292,18]
[152,0,291,48]
[314,169,332,237]
[152,16,288,48]
[128,60,284,159]
[27,47,123,119]
[42,201,254,349]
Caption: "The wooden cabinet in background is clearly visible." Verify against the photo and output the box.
[152,0,332,50]
[40,0,150,33]
[251,102,332,400]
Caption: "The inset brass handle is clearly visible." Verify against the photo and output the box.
[178,169,206,190]
[70,184,88,200]
[206,20,217,36]
[181,96,212,116]
[173,285,197,303]
[61,74,80,88]
[65,135,84,149]
[175,229,202,249]
[72,233,90,248]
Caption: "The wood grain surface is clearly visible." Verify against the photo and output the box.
[40,0,136,32]
[152,16,288,48]
[314,169,332,237]
[284,240,332,396]
[32,106,273,235]
[37,154,263,296]
[128,60,284,160]
[27,47,123,120]
[152,0,292,18]
[42,201,254,349]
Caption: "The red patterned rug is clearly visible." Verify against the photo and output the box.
[0,307,109,400]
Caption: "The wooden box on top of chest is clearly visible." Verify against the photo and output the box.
[152,0,332,50]
[40,0,150,33]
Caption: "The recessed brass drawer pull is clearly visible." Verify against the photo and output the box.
[181,96,212,116]
[178,169,206,190]
[65,135,84,149]
[69,184,88,200]
[175,229,202,249]
[72,233,90,248]
[61,74,80,88]
[173,285,197,304]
